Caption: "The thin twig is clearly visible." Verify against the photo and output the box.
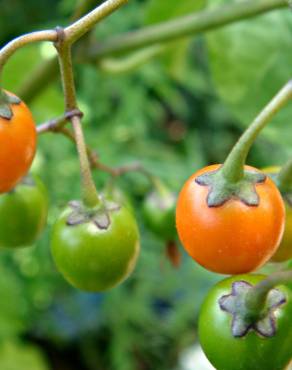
[0,0,128,80]
[37,115,152,178]
[87,0,287,59]
[17,0,99,101]
[0,30,57,74]
[19,0,288,102]
[37,109,82,133]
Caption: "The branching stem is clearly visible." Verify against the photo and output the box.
[87,0,287,59]
[0,0,128,81]
[16,0,289,102]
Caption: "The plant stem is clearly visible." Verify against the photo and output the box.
[19,0,288,102]
[72,0,102,20]
[56,43,77,111]
[99,45,165,75]
[0,30,57,79]
[36,109,81,133]
[37,115,68,134]
[245,271,292,316]
[277,159,292,192]
[0,0,128,82]
[17,0,98,101]
[37,114,152,177]
[64,0,128,45]
[56,42,99,208]
[87,0,287,59]
[37,112,173,196]
[221,80,292,183]
[71,115,100,207]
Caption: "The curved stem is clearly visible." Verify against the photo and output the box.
[221,80,292,183]
[17,0,98,101]
[38,111,174,192]
[56,43,99,208]
[245,271,292,317]
[20,0,288,102]
[0,30,57,80]
[87,0,287,59]
[0,0,128,82]
[99,45,165,75]
[277,159,292,192]
[64,0,128,45]
[37,114,155,178]
[72,0,101,20]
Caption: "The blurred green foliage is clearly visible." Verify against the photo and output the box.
[207,0,292,147]
[0,0,291,369]
[0,340,49,370]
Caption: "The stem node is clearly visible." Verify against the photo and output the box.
[54,26,66,48]
[65,108,84,120]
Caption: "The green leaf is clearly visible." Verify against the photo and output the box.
[206,2,292,146]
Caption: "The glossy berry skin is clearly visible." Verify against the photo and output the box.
[0,175,48,248]
[0,91,36,193]
[51,203,140,292]
[176,164,285,274]
[199,274,292,370]
[142,191,176,241]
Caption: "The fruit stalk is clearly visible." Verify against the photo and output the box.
[56,39,99,208]
[245,270,292,318]
[0,0,128,83]
[88,0,288,59]
[221,80,292,183]
[7,0,285,102]
[0,30,57,80]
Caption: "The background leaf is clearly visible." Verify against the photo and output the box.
[206,0,292,149]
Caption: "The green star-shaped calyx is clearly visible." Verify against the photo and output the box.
[0,91,21,120]
[195,168,266,207]
[66,199,120,230]
[219,281,286,338]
